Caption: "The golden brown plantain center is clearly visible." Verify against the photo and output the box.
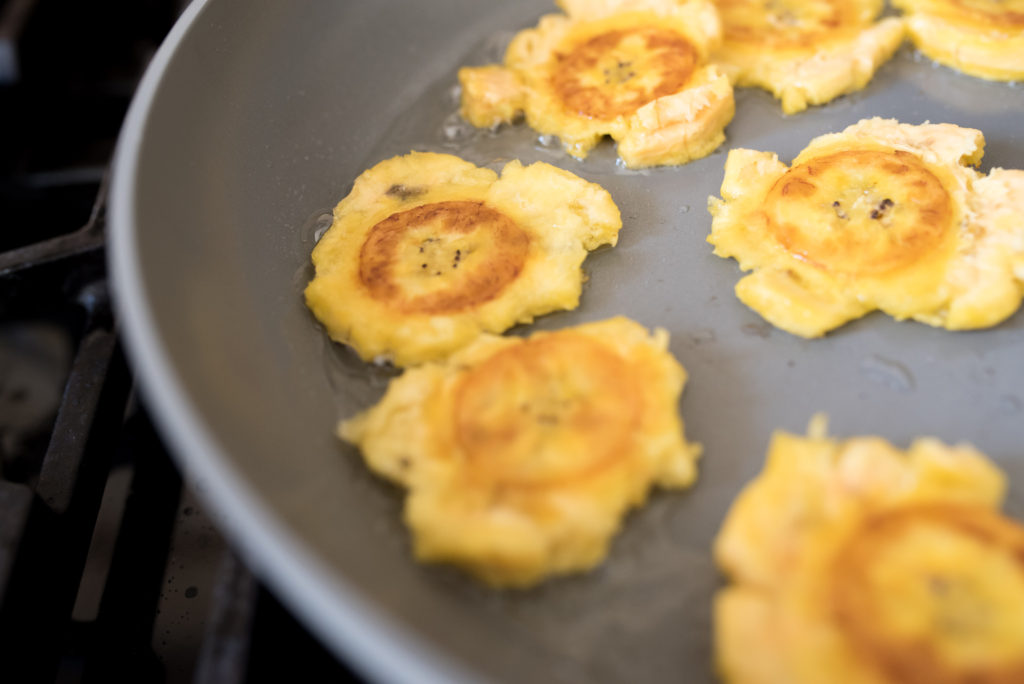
[763,149,953,276]
[829,505,1024,684]
[453,334,643,488]
[550,26,698,121]
[359,200,530,314]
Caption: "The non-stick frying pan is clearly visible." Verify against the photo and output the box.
[109,1,1024,682]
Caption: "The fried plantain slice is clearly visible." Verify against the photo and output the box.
[305,152,621,366]
[458,0,734,168]
[827,505,1024,683]
[892,0,1024,81]
[340,317,701,588]
[711,0,905,114]
[714,417,1022,684]
[707,118,1024,337]
[714,415,1007,589]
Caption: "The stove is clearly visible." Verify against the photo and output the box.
[0,1,360,680]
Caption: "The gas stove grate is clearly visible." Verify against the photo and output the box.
[0,1,361,681]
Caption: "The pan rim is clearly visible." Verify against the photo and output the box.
[106,1,480,682]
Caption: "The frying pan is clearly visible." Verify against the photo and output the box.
[109,0,1024,682]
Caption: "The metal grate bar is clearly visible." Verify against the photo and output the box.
[83,410,184,681]
[193,552,259,684]
[0,479,33,608]
[0,0,40,84]
[0,171,107,278]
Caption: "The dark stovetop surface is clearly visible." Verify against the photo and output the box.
[0,1,360,680]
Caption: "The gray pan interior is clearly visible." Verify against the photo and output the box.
[110,1,1024,682]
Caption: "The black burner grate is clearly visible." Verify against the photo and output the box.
[0,2,362,681]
